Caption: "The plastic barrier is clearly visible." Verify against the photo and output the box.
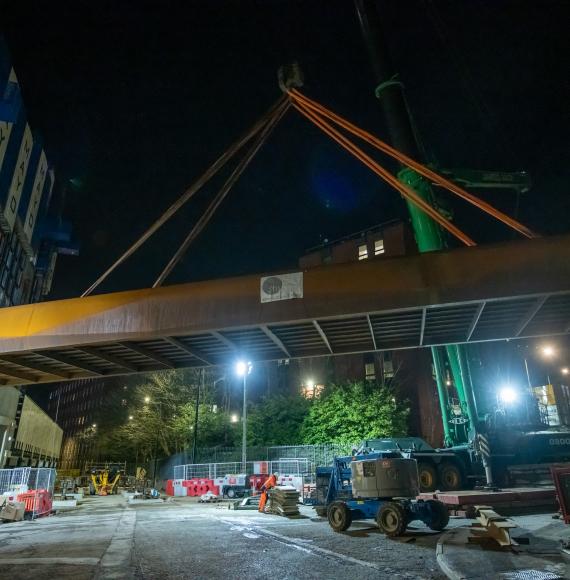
[249,474,269,493]
[17,489,52,517]
[277,475,303,493]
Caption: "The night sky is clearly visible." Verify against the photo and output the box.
[1,1,568,299]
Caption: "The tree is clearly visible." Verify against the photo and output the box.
[92,368,230,464]
[301,381,409,445]
[246,393,310,446]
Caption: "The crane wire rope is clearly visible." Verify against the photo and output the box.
[153,98,289,287]
[82,84,539,296]
[81,95,288,297]
[289,89,537,239]
[290,98,476,246]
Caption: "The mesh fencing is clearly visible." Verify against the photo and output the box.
[0,467,56,518]
[173,444,355,481]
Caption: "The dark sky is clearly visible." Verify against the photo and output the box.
[1,0,568,299]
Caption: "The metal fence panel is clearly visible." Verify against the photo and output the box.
[0,467,56,518]
[173,444,356,480]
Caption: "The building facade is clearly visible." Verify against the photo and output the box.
[295,220,445,446]
[0,37,76,308]
[0,37,76,466]
[46,378,110,471]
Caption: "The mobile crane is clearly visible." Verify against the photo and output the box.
[354,0,570,487]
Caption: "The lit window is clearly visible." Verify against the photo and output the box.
[374,239,385,255]
[365,363,375,381]
[383,352,394,379]
[358,244,368,260]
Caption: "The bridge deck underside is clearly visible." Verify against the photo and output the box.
[0,235,569,386]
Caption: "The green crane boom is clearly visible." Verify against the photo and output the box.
[355,0,480,447]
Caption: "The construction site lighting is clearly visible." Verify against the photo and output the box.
[499,385,518,404]
[540,345,555,358]
[235,360,252,377]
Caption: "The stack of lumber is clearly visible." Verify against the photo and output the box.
[268,485,300,517]
[469,506,518,547]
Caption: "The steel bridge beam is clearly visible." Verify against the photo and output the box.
[0,234,567,386]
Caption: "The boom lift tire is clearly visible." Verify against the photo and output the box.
[418,462,437,492]
[377,502,407,537]
[438,462,463,491]
[425,499,450,531]
[327,501,352,532]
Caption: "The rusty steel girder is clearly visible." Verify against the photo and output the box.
[0,234,569,387]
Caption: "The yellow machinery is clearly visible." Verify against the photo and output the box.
[89,465,123,496]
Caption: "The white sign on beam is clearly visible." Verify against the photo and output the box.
[260,272,303,303]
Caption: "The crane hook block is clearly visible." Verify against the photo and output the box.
[278,63,304,92]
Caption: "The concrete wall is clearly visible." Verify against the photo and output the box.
[0,386,19,466]
[13,396,63,462]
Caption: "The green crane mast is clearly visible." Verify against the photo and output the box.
[354,0,480,447]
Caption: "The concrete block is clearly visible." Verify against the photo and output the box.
[53,499,78,510]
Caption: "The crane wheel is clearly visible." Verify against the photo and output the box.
[418,463,437,492]
[327,501,352,532]
[425,500,449,531]
[377,502,407,537]
[438,462,463,491]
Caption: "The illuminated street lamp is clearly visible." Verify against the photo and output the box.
[144,396,151,403]
[235,360,252,472]
[562,367,569,376]
[231,413,239,423]
[540,345,555,358]
[303,379,315,397]
[128,415,134,421]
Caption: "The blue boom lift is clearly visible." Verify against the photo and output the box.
[311,453,449,536]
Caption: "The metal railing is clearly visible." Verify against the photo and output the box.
[173,444,355,481]
[174,462,257,480]
[174,456,318,481]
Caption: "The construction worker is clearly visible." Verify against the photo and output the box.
[258,472,278,513]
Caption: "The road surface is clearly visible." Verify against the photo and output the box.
[0,495,455,579]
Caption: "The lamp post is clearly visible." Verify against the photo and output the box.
[539,343,556,385]
[144,396,161,489]
[235,361,252,473]
[191,369,205,465]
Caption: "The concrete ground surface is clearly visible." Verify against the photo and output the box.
[0,495,461,579]
[437,513,570,580]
